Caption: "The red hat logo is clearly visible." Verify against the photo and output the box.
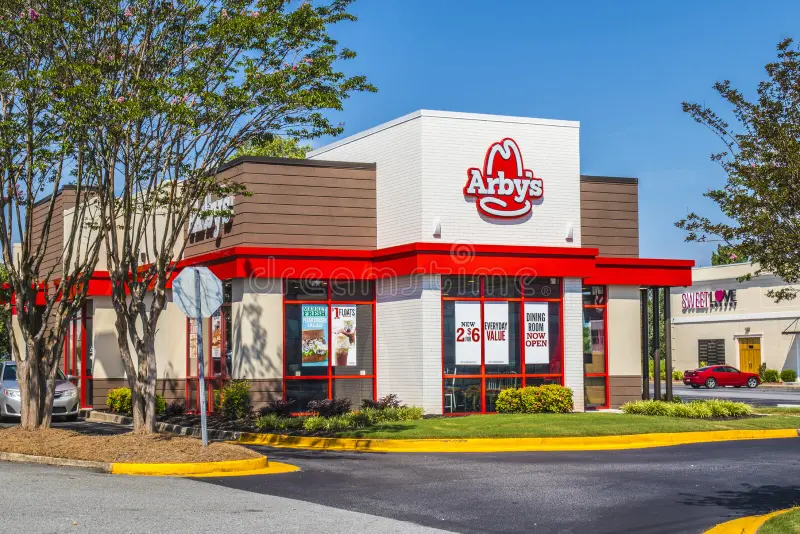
[463,138,543,218]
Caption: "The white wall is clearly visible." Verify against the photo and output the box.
[563,278,585,412]
[233,278,283,380]
[310,110,581,249]
[375,275,442,414]
[607,285,642,377]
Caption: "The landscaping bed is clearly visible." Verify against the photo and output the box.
[331,413,800,439]
[0,427,259,463]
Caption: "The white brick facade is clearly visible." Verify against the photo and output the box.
[376,275,442,414]
[311,110,581,249]
[562,278,585,411]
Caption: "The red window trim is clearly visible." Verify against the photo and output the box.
[441,276,565,414]
[281,279,377,408]
[582,286,610,409]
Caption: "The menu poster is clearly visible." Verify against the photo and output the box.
[524,302,550,364]
[211,313,222,360]
[332,305,357,367]
[483,301,509,365]
[301,304,329,367]
[454,301,481,365]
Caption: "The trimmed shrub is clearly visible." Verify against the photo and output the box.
[307,398,351,417]
[255,414,303,432]
[621,399,753,419]
[359,406,424,425]
[495,385,573,414]
[781,369,798,383]
[763,369,781,383]
[672,370,684,381]
[217,380,252,420]
[302,416,327,433]
[259,399,296,418]
[361,394,402,410]
[106,387,165,415]
[107,387,132,415]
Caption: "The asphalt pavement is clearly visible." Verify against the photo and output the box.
[203,438,800,534]
[0,461,448,533]
[649,383,800,406]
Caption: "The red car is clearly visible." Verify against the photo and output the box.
[683,365,760,389]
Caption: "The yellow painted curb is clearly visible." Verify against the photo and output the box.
[704,506,799,533]
[236,429,799,453]
[110,456,268,476]
[183,461,300,478]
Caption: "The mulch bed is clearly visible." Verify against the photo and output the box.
[0,427,260,464]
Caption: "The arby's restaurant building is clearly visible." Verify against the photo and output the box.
[44,110,694,414]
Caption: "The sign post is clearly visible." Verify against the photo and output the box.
[172,266,224,448]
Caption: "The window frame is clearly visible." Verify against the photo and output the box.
[441,276,565,414]
[282,279,377,411]
[582,286,609,410]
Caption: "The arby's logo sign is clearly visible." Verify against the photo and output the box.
[463,138,543,218]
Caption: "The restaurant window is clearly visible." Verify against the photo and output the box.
[283,279,375,412]
[583,286,608,409]
[442,276,563,414]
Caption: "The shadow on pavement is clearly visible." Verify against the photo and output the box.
[679,483,800,514]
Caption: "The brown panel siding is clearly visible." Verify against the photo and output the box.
[609,375,642,408]
[91,378,187,410]
[185,158,377,257]
[580,176,639,258]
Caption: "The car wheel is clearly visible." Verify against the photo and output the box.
[747,377,758,388]
[690,384,700,389]
[705,377,717,389]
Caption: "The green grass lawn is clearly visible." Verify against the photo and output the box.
[334,413,800,439]
[754,407,800,416]
[759,508,800,534]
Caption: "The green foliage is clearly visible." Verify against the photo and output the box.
[217,380,252,420]
[259,399,296,417]
[647,358,681,381]
[495,385,573,414]
[107,387,165,415]
[232,135,310,160]
[711,244,745,266]
[781,369,798,382]
[763,369,781,383]
[621,399,753,418]
[361,394,402,410]
[672,370,684,381]
[254,405,424,434]
[679,38,800,302]
[759,362,768,381]
[107,388,132,415]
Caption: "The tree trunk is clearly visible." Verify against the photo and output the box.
[19,341,42,431]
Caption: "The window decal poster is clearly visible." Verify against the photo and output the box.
[332,305,357,367]
[455,301,482,365]
[524,302,550,364]
[483,301,509,365]
[211,313,222,360]
[301,304,328,367]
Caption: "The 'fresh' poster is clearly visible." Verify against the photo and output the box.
[301,304,328,367]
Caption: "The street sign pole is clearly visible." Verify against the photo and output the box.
[195,269,209,447]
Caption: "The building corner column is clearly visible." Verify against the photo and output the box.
[563,278,584,412]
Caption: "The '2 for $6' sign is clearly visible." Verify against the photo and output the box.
[464,138,544,219]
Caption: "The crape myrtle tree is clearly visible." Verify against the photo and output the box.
[232,134,311,159]
[678,38,800,302]
[0,3,106,429]
[79,0,375,433]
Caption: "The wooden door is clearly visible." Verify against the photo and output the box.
[738,338,762,373]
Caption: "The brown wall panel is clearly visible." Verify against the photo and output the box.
[580,176,639,258]
[185,159,377,256]
[609,375,641,408]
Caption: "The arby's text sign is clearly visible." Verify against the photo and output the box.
[463,138,544,219]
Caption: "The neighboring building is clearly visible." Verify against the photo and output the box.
[670,262,800,379]
[15,110,694,414]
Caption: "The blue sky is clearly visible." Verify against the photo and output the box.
[314,0,800,265]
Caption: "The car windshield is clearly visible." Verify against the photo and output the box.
[697,366,713,371]
[2,364,66,381]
